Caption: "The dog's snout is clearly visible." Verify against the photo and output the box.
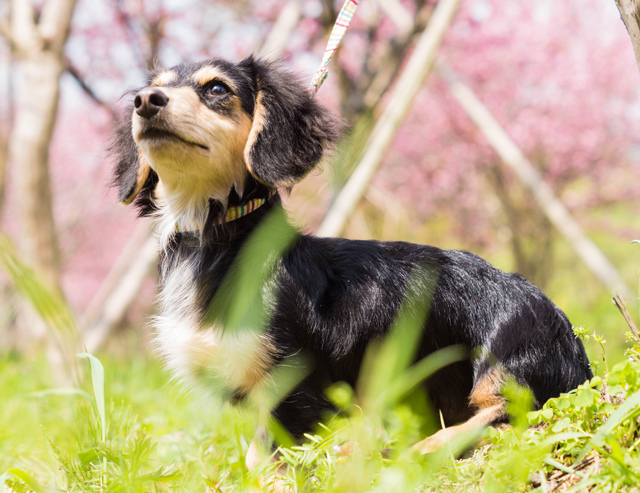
[134,88,169,119]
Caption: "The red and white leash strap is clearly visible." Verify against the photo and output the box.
[308,0,359,96]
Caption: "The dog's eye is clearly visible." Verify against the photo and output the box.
[205,83,229,97]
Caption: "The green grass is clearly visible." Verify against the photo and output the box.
[2,217,640,492]
[3,341,640,492]
[0,353,259,491]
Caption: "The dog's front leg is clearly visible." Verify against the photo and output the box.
[246,426,292,492]
[246,426,270,471]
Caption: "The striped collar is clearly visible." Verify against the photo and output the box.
[175,190,276,233]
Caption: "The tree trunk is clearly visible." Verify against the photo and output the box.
[11,53,63,290]
[5,0,79,381]
[0,43,10,215]
[614,0,640,74]
[9,0,77,291]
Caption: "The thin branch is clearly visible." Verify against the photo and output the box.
[612,292,640,340]
[333,1,381,120]
[113,0,148,69]
[331,0,426,108]
[0,41,13,214]
[83,228,158,353]
[81,222,154,332]
[0,137,8,215]
[375,0,413,34]
[65,57,118,120]
[362,1,433,108]
[143,16,165,70]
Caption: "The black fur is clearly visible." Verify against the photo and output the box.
[241,56,341,187]
[110,104,143,202]
[155,198,592,440]
[111,56,592,444]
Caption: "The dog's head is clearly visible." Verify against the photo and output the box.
[111,56,339,215]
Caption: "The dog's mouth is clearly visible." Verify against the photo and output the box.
[139,129,209,150]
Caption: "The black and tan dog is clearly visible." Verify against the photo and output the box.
[111,56,592,457]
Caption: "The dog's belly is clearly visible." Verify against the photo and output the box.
[152,268,274,399]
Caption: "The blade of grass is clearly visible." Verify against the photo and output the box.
[576,388,640,461]
[5,468,49,493]
[77,353,106,442]
[375,345,467,410]
[251,352,313,415]
[358,265,440,413]
[23,388,93,400]
[543,458,586,479]
[439,409,460,474]
[205,205,298,333]
[542,432,592,447]
[416,427,486,475]
[0,233,77,337]
[591,388,640,447]
[136,467,183,482]
[330,109,376,190]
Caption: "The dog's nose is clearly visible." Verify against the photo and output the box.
[134,88,169,119]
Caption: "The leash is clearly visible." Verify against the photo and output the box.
[309,0,359,95]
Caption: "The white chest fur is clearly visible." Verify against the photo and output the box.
[152,259,274,399]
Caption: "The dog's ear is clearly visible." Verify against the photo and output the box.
[241,57,340,188]
[110,105,156,206]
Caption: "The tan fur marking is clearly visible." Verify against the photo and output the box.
[233,332,277,394]
[470,368,506,410]
[153,265,277,397]
[244,90,268,181]
[243,89,307,188]
[412,404,505,455]
[192,66,237,91]
[154,178,167,202]
[201,96,253,192]
[151,71,177,87]
[121,152,150,204]
[412,368,507,455]
[187,329,275,394]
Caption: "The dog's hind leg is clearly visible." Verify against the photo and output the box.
[412,369,507,455]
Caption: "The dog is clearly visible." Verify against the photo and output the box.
[111,56,592,459]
